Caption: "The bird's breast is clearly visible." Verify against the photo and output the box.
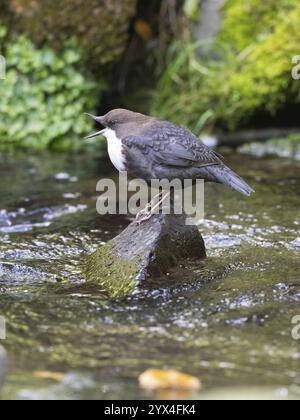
[102,128,127,172]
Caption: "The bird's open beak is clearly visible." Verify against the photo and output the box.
[84,113,106,139]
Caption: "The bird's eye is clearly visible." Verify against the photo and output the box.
[110,120,118,126]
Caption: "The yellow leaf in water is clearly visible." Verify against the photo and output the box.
[134,19,152,42]
[33,371,65,382]
[139,369,202,391]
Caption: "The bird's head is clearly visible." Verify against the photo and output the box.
[85,109,150,139]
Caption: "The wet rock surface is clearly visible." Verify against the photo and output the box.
[85,213,206,297]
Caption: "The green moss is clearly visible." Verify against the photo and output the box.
[6,0,137,73]
[0,28,101,151]
[219,0,294,51]
[84,243,139,299]
[152,0,300,132]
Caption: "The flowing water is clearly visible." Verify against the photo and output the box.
[0,141,299,400]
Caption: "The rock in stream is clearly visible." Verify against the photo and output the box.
[85,213,206,298]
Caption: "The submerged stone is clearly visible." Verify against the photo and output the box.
[85,213,206,298]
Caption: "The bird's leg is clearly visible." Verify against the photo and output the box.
[149,191,171,215]
[135,191,171,224]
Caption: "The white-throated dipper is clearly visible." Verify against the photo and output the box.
[85,109,253,218]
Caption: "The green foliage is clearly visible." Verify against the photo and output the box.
[219,0,294,51]
[152,0,300,133]
[184,0,202,22]
[0,28,101,151]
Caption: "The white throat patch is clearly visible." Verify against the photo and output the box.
[102,128,126,172]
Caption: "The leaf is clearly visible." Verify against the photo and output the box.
[0,25,99,151]
[33,371,65,382]
[138,369,202,391]
[184,0,201,22]
[134,19,152,42]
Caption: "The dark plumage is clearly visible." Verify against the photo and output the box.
[86,109,254,196]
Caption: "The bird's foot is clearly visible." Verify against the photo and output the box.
[134,192,171,225]
[134,210,153,225]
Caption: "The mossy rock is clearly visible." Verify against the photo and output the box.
[85,213,206,298]
[6,0,137,71]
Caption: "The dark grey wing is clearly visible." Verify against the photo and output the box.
[122,122,221,169]
[153,141,221,167]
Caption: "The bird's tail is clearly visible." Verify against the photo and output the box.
[207,164,254,196]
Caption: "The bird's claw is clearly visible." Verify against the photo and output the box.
[134,192,171,225]
[134,210,153,225]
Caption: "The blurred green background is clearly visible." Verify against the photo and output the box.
[0,0,300,151]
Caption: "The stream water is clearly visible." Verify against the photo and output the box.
[0,141,299,400]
